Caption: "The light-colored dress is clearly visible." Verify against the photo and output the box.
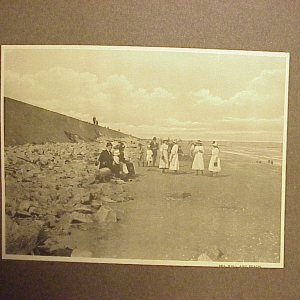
[146,149,153,166]
[190,144,195,158]
[159,144,169,169]
[169,144,179,171]
[208,147,221,172]
[192,145,204,170]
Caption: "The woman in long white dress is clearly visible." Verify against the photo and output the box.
[208,141,221,176]
[169,140,179,173]
[192,140,204,175]
[159,140,169,173]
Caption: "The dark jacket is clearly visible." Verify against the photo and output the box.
[150,141,159,154]
[99,149,114,170]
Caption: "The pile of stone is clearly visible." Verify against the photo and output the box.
[4,140,135,257]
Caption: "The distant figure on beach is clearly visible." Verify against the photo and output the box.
[159,139,169,173]
[167,140,174,156]
[98,142,114,174]
[150,137,159,167]
[169,140,179,173]
[208,141,221,176]
[95,120,98,126]
[192,140,205,175]
[137,143,145,167]
[146,145,153,167]
[178,145,184,160]
[190,142,195,159]
[93,116,96,125]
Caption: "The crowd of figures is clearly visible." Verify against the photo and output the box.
[97,137,222,180]
[98,141,135,181]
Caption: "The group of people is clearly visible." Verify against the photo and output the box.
[98,138,221,180]
[190,140,221,176]
[137,137,180,173]
[98,141,135,180]
[138,137,221,176]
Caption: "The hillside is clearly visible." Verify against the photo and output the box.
[3,97,131,146]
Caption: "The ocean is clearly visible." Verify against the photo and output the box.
[181,141,284,166]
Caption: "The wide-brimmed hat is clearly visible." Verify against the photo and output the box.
[196,140,202,145]
[212,141,218,147]
[113,149,120,156]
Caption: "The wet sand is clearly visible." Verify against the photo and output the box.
[67,149,283,263]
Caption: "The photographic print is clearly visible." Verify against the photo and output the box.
[1,46,289,267]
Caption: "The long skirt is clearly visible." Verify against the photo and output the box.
[208,155,221,172]
[192,153,204,170]
[159,150,169,169]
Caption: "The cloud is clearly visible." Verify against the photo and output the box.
[4,66,286,141]
[189,69,287,120]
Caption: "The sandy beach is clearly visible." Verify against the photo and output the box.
[4,140,283,264]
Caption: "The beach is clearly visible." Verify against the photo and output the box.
[4,140,283,264]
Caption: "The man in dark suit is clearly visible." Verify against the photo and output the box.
[150,137,159,167]
[98,142,114,172]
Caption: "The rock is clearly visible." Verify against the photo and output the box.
[197,254,213,261]
[29,206,45,216]
[5,217,46,255]
[99,195,117,203]
[182,192,191,199]
[58,225,71,236]
[94,206,117,223]
[44,215,58,229]
[198,246,223,261]
[95,168,112,182]
[71,249,93,258]
[91,200,102,209]
[48,244,73,257]
[73,206,93,214]
[110,179,126,184]
[12,210,32,218]
[85,175,96,185]
[18,200,31,212]
[100,182,124,199]
[69,212,93,224]
[81,194,92,205]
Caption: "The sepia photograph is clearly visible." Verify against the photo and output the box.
[1,45,289,267]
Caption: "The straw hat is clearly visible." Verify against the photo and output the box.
[212,141,218,147]
[113,149,120,156]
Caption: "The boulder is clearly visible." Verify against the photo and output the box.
[18,200,31,212]
[197,246,223,261]
[99,195,117,203]
[73,206,93,214]
[81,194,92,205]
[5,217,45,255]
[12,210,32,218]
[69,212,93,224]
[91,200,102,209]
[197,253,213,261]
[94,206,117,223]
[48,244,73,257]
[95,168,112,182]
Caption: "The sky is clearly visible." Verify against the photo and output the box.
[2,46,289,142]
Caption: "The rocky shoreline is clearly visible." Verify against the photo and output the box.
[4,139,137,257]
